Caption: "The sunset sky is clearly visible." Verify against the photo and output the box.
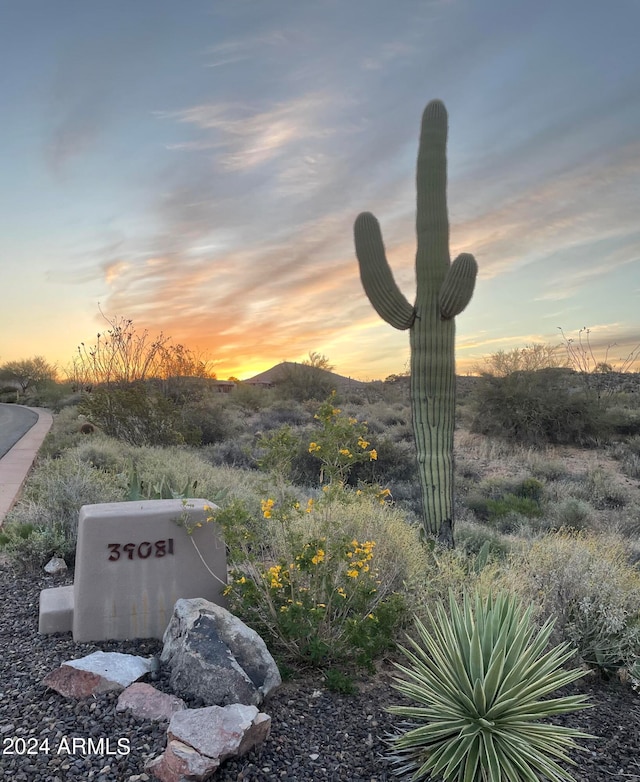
[1,0,639,381]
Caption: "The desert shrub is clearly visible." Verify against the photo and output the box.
[0,521,69,572]
[356,401,410,434]
[179,397,240,445]
[486,494,542,522]
[354,436,417,486]
[302,393,380,487]
[38,406,89,458]
[504,530,640,675]
[578,467,630,509]
[381,480,423,519]
[471,371,611,446]
[200,436,257,470]
[117,447,264,509]
[610,437,640,480]
[79,384,186,446]
[612,504,640,540]
[19,380,73,411]
[624,434,640,456]
[0,385,19,403]
[255,400,309,429]
[229,383,275,412]
[605,405,640,437]
[525,454,570,481]
[271,363,335,402]
[215,487,426,669]
[550,497,597,530]
[465,476,544,526]
[454,520,511,559]
[3,453,125,567]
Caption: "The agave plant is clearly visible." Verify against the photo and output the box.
[388,591,592,781]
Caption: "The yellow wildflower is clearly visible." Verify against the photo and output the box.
[261,498,275,519]
[308,442,321,453]
[311,549,325,565]
[266,565,283,589]
[337,586,347,598]
[369,449,377,461]
[339,448,352,457]
[346,569,359,578]
[348,417,358,425]
[306,498,314,513]
[357,438,370,449]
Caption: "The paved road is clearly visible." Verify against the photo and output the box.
[0,404,38,459]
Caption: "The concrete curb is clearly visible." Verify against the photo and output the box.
[0,407,53,524]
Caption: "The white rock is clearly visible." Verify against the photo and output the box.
[43,652,155,698]
[44,556,67,575]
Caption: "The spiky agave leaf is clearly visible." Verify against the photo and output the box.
[387,591,592,782]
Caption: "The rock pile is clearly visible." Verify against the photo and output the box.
[42,599,280,781]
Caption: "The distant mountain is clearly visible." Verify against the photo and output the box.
[244,362,367,389]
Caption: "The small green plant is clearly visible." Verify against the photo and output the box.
[124,462,200,501]
[464,476,545,532]
[388,590,591,782]
[0,522,68,572]
[324,668,357,695]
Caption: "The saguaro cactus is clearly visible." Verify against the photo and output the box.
[354,100,477,546]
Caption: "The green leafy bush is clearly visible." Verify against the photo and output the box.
[471,371,610,446]
[179,397,240,445]
[305,392,380,486]
[214,488,416,669]
[388,591,591,782]
[0,522,68,572]
[79,384,186,446]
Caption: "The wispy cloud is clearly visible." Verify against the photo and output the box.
[451,140,640,283]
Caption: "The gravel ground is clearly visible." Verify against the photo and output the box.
[1,565,639,782]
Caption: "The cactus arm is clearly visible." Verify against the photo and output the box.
[439,253,478,319]
[354,212,416,331]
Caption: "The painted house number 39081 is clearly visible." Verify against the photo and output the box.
[107,539,174,561]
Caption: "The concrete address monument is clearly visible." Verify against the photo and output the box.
[39,499,226,642]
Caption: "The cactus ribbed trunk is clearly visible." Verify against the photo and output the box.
[354,100,477,545]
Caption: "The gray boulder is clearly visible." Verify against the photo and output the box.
[161,598,281,706]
